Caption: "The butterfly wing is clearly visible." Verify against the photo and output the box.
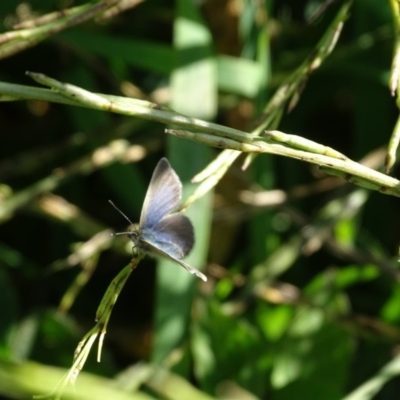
[141,230,207,282]
[140,158,182,229]
[157,249,207,282]
[141,213,194,258]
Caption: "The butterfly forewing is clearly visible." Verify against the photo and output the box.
[140,158,182,229]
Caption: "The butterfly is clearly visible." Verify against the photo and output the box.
[110,157,207,282]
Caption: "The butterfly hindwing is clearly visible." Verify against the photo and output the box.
[140,158,182,229]
[140,236,207,282]
[141,213,194,259]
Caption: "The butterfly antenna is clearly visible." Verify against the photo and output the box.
[108,199,134,226]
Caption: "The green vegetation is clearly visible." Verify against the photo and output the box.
[1,0,400,399]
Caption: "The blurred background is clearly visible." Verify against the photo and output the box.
[1,0,400,399]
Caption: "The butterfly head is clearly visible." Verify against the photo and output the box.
[108,199,139,245]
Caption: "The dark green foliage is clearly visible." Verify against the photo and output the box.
[0,1,400,399]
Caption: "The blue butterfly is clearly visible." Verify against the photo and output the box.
[110,158,207,282]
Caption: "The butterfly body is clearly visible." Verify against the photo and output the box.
[111,158,207,282]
